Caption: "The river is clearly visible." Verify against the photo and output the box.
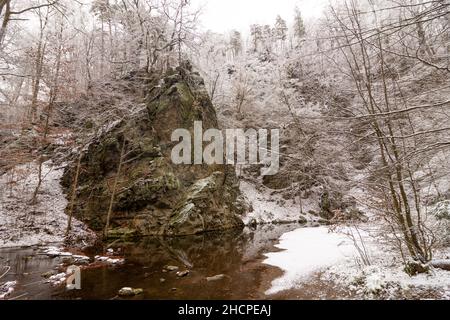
[0,224,302,300]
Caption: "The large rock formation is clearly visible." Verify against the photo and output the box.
[62,65,245,238]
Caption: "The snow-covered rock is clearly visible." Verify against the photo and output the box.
[94,255,124,265]
[46,273,67,287]
[431,200,450,220]
[0,281,16,300]
[240,181,314,225]
[41,246,90,264]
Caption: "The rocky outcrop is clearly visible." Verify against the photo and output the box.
[62,65,245,238]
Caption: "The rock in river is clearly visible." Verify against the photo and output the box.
[118,287,143,297]
[206,274,226,282]
[62,64,246,238]
[176,270,190,278]
[165,265,179,272]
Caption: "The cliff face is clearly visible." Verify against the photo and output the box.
[62,65,245,238]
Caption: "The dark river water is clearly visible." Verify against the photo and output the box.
[0,224,301,300]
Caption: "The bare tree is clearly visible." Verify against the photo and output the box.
[321,0,450,263]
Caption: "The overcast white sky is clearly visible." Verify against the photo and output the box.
[190,0,327,34]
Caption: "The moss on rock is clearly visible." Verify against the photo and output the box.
[62,65,245,238]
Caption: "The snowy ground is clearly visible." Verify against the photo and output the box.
[0,161,96,248]
[263,225,450,299]
[264,226,360,294]
[240,180,319,225]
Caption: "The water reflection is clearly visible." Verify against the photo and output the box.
[1,224,300,300]
[0,247,63,300]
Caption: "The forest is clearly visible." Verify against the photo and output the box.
[0,0,450,300]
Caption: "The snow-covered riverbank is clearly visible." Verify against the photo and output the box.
[264,226,359,294]
[263,225,450,299]
[0,161,96,248]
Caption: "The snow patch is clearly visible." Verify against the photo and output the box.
[324,250,450,298]
[0,161,96,248]
[264,226,359,294]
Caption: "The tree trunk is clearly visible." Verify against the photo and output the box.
[66,152,83,235]
[104,139,126,238]
[0,0,10,47]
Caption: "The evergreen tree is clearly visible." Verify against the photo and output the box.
[230,30,242,57]
[250,24,262,52]
[293,7,306,39]
[274,15,288,41]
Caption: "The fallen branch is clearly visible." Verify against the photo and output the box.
[431,260,450,271]
[0,266,10,280]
